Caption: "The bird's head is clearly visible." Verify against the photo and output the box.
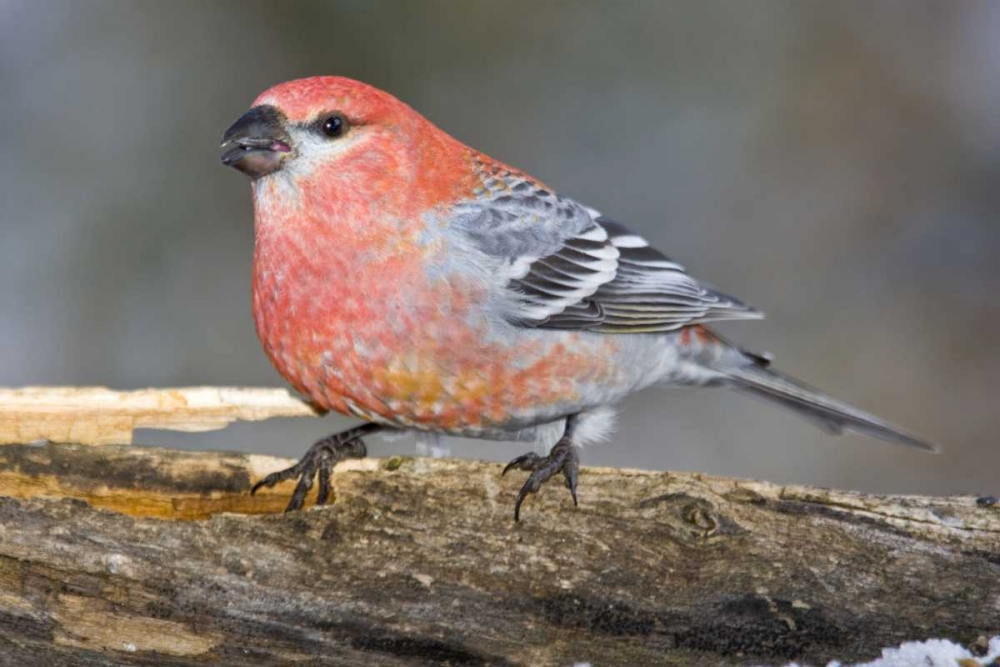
[220,76,420,181]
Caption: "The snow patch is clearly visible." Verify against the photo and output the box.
[762,636,1000,667]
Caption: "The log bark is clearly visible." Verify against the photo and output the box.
[0,442,997,667]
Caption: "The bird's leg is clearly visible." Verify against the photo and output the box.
[502,414,581,521]
[250,422,384,512]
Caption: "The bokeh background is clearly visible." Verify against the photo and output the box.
[2,1,998,496]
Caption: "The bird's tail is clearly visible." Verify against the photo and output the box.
[722,362,940,452]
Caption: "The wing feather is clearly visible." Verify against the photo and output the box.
[453,160,762,332]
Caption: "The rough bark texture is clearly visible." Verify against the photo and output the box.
[0,442,996,667]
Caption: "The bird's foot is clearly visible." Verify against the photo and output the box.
[251,423,382,512]
[502,434,579,521]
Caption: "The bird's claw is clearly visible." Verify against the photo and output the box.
[251,425,375,512]
[501,452,544,476]
[503,437,579,521]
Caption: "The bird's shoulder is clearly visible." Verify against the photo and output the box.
[450,151,595,258]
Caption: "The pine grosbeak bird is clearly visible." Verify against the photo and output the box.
[221,76,938,520]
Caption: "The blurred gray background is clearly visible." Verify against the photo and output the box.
[2,1,997,497]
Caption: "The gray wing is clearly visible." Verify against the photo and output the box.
[452,171,762,333]
[578,217,763,332]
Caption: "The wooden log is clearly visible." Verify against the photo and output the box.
[0,442,997,666]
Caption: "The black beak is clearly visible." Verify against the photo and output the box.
[220,105,292,179]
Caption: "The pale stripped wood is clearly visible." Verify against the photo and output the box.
[0,386,319,446]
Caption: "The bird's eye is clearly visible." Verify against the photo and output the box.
[321,115,345,138]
